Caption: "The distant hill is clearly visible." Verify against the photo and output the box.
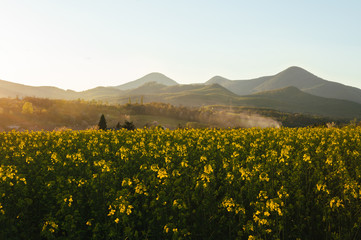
[126,82,169,95]
[207,66,361,104]
[207,75,272,95]
[115,83,238,106]
[115,72,178,90]
[76,87,124,102]
[0,79,76,99]
[161,83,239,106]
[235,86,361,119]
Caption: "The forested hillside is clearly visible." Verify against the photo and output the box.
[0,97,349,131]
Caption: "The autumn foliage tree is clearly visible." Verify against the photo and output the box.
[22,102,34,114]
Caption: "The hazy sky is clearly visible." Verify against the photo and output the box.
[1,0,360,91]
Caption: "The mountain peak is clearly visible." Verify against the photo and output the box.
[137,72,178,84]
[279,66,318,79]
[206,76,230,84]
[285,66,307,71]
[252,66,323,93]
[116,72,178,90]
[143,72,169,78]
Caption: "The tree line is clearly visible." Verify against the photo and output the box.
[98,114,136,130]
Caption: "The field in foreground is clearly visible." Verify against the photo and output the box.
[1,128,361,239]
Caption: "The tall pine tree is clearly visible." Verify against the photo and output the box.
[98,114,107,130]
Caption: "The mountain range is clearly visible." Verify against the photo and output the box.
[207,66,361,104]
[1,66,361,119]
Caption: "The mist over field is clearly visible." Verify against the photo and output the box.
[198,111,281,128]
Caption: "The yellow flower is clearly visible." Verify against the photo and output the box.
[157,168,168,179]
[126,205,133,215]
[303,154,311,163]
[259,172,269,182]
[204,164,213,174]
[108,208,115,216]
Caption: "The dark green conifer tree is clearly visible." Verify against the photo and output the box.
[98,114,107,130]
[123,120,136,130]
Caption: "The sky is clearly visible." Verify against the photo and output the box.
[0,0,360,91]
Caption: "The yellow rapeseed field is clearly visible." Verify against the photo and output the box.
[0,127,361,239]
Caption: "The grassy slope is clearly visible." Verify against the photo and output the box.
[234,86,361,119]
